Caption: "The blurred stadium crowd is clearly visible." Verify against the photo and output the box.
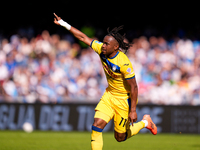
[0,29,199,105]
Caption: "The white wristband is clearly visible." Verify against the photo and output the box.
[58,19,71,30]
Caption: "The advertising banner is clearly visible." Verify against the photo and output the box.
[0,103,199,133]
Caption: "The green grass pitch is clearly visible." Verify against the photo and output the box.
[0,131,199,150]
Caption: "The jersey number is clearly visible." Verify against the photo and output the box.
[119,117,127,127]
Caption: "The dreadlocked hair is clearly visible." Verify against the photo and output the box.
[107,25,131,54]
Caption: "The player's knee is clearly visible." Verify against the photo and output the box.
[92,118,107,129]
[92,121,102,129]
[114,135,125,142]
[114,132,126,142]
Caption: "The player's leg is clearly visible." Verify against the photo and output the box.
[91,116,107,150]
[114,114,146,142]
[91,91,114,150]
[112,96,143,142]
[112,97,154,142]
[114,112,147,142]
[91,111,113,150]
[125,114,158,140]
[125,120,146,140]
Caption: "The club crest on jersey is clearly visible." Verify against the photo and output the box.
[104,65,118,78]
[126,68,131,73]
[112,65,117,71]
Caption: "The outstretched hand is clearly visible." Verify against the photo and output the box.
[54,13,61,25]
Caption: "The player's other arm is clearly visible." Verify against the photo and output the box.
[54,13,93,46]
[126,77,138,126]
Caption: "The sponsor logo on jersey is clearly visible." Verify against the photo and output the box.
[123,63,129,66]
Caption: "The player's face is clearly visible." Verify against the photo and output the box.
[102,35,119,58]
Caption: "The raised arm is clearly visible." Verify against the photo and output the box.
[54,13,93,46]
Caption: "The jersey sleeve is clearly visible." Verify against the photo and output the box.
[90,40,103,55]
[120,60,135,80]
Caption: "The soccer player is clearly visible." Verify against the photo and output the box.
[54,13,157,150]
